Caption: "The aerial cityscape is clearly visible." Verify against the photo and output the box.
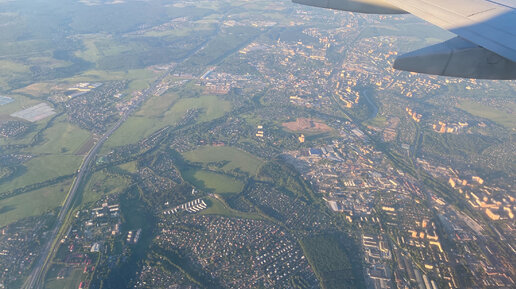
[0,0,515,289]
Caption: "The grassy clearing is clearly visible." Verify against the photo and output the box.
[105,94,231,148]
[0,155,81,193]
[103,117,156,148]
[126,78,152,92]
[363,115,387,128]
[0,179,72,227]
[74,34,118,63]
[135,91,180,117]
[13,82,56,98]
[44,267,84,289]
[169,94,232,123]
[457,100,516,129]
[81,169,133,206]
[182,169,243,195]
[117,161,138,174]
[30,119,92,155]
[183,146,263,175]
[201,195,264,220]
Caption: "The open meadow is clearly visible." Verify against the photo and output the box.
[44,266,84,289]
[29,118,92,155]
[80,169,133,206]
[0,179,72,227]
[104,93,232,148]
[183,146,263,175]
[181,168,243,195]
[201,195,265,220]
[458,100,516,129]
[0,155,81,193]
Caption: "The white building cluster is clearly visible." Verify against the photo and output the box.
[163,198,207,215]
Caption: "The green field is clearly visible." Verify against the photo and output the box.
[13,82,56,98]
[182,169,243,194]
[363,115,387,128]
[74,33,129,64]
[0,119,91,226]
[81,169,133,206]
[118,161,138,174]
[161,93,232,122]
[105,93,232,148]
[300,234,356,289]
[0,179,72,227]
[136,90,181,117]
[458,100,516,129]
[44,266,84,289]
[0,155,81,193]
[201,196,264,220]
[30,120,92,155]
[183,146,263,175]
[102,116,158,148]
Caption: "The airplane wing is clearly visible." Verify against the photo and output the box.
[293,0,516,79]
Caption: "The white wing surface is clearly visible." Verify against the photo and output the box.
[293,0,516,79]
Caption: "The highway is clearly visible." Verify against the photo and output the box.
[22,10,237,287]
[22,71,170,289]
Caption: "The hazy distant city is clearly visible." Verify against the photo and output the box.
[0,0,514,289]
